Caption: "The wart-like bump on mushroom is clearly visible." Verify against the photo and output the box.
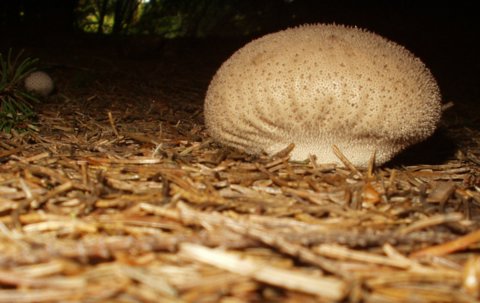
[204,24,442,167]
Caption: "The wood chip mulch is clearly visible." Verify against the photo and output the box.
[1,70,480,302]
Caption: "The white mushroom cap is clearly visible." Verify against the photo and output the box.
[24,71,54,97]
[204,24,442,167]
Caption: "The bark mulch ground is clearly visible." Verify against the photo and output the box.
[1,37,480,302]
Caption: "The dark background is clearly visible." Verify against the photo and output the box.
[0,0,478,115]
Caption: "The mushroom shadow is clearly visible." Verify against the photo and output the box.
[384,128,457,167]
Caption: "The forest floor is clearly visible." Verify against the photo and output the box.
[1,34,480,302]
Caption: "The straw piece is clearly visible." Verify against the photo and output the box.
[180,243,347,300]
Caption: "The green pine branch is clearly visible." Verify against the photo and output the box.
[0,49,41,133]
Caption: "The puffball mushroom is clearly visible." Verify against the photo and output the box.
[204,24,441,167]
[24,71,54,97]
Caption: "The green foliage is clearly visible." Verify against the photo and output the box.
[0,50,40,133]
[75,0,295,37]
[76,0,142,34]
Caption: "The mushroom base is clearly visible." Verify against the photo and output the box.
[262,139,403,168]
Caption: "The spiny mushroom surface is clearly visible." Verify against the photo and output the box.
[24,71,54,97]
[204,24,442,167]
